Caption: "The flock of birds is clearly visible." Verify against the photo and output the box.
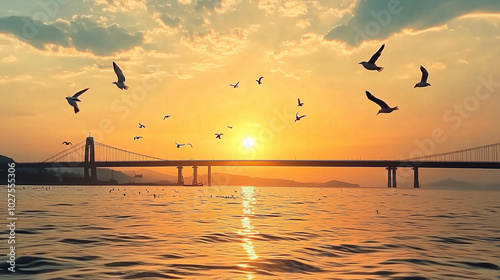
[359,44,431,114]
[64,44,431,146]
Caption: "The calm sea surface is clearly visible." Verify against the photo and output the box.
[1,186,500,279]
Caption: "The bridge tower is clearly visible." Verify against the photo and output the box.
[84,136,98,182]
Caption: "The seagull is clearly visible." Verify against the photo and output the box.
[414,65,431,88]
[256,76,263,85]
[112,61,128,90]
[215,133,223,139]
[134,136,143,140]
[187,143,193,148]
[295,112,306,122]
[66,88,89,114]
[62,141,72,145]
[297,98,304,107]
[229,82,239,88]
[139,122,145,128]
[163,115,171,120]
[359,44,385,72]
[227,126,233,129]
[365,90,399,115]
[175,142,185,148]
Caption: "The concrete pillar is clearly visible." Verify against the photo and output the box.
[208,166,212,186]
[392,167,397,188]
[413,167,419,188]
[84,136,97,182]
[387,167,392,188]
[192,166,198,185]
[177,166,183,185]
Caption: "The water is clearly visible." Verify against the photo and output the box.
[1,186,500,279]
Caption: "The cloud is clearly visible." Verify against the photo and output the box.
[279,0,308,17]
[0,74,33,85]
[0,16,70,50]
[324,0,500,46]
[159,13,181,28]
[2,54,17,63]
[92,0,147,13]
[182,26,258,56]
[194,0,222,11]
[148,0,206,33]
[257,0,310,17]
[296,19,311,30]
[269,66,301,80]
[0,16,143,56]
[266,32,323,61]
[68,17,143,56]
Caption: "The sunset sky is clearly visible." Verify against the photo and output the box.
[1,0,500,186]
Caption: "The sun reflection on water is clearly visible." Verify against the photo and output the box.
[239,186,259,278]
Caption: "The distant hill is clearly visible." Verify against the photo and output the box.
[425,178,476,189]
[122,169,177,184]
[121,169,359,187]
[424,178,500,190]
[320,179,360,188]
[0,154,14,163]
[183,173,359,188]
[96,168,133,184]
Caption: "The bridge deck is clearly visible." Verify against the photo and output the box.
[8,160,500,169]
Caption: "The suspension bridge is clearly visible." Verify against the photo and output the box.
[5,137,500,187]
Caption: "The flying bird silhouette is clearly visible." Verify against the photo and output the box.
[175,142,185,148]
[297,98,304,107]
[414,65,431,88]
[256,76,263,85]
[134,136,143,140]
[163,115,171,120]
[365,90,399,115]
[295,113,306,122]
[62,141,72,145]
[66,88,89,114]
[215,133,223,139]
[359,44,385,72]
[229,82,239,88]
[112,61,128,90]
[138,122,146,128]
[227,126,233,129]
[187,143,193,148]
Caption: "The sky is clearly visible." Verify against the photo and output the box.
[1,0,500,186]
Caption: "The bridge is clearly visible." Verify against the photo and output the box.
[6,137,500,187]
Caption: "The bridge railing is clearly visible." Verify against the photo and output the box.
[408,143,500,162]
[42,140,86,163]
[93,142,165,162]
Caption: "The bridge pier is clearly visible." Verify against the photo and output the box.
[177,166,183,185]
[192,166,198,185]
[208,166,211,186]
[84,137,98,182]
[392,167,397,188]
[413,167,419,188]
[387,167,392,188]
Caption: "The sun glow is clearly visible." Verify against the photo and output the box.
[243,137,255,148]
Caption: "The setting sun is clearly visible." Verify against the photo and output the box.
[243,137,255,148]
